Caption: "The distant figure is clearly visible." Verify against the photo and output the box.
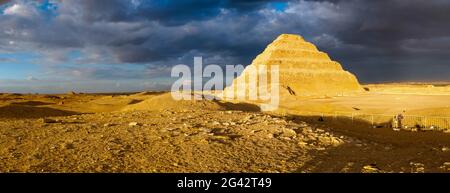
[286,86,296,96]
[392,115,399,129]
[318,116,324,122]
[397,111,405,129]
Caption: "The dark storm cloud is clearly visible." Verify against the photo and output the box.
[307,0,450,82]
[327,0,450,47]
[0,0,287,63]
[1,0,450,83]
[67,0,285,25]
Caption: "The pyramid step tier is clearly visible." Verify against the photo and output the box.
[250,60,344,71]
[253,50,331,62]
[266,42,318,52]
[226,71,360,96]
[232,71,359,87]
[225,34,362,98]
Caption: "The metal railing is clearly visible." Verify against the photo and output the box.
[286,110,450,132]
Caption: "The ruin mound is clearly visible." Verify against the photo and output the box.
[122,93,225,112]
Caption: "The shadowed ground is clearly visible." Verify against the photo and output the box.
[290,115,450,172]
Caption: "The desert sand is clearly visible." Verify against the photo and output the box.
[0,85,449,173]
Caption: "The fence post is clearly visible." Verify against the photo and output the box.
[351,113,354,123]
[424,117,427,128]
[371,115,374,126]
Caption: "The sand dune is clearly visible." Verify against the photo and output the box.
[122,93,224,111]
[0,104,79,119]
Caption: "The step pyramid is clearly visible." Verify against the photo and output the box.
[224,34,362,98]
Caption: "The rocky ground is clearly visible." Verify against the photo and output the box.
[0,109,347,172]
[0,92,449,173]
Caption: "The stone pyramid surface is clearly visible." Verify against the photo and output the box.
[225,34,362,97]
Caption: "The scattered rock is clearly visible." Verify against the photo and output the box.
[361,164,381,173]
[297,141,308,148]
[274,119,287,124]
[341,162,355,172]
[302,127,313,134]
[244,115,253,121]
[442,147,450,152]
[166,128,178,131]
[305,134,317,142]
[211,128,226,136]
[208,136,231,144]
[278,137,292,141]
[298,123,308,128]
[171,131,181,137]
[440,162,450,171]
[104,123,113,127]
[318,136,342,147]
[128,122,141,127]
[41,118,58,124]
[266,133,274,139]
[278,128,297,138]
[410,162,425,173]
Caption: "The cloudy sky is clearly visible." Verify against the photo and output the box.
[0,0,449,93]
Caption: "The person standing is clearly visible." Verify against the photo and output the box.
[397,111,405,129]
[392,115,399,129]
